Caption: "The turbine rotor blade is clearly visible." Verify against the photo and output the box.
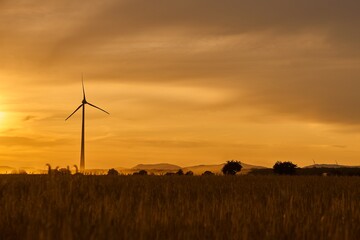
[87,102,110,115]
[65,104,83,121]
[82,74,86,100]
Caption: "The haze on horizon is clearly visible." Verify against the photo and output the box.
[0,0,360,169]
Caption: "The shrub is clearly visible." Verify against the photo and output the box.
[45,164,61,176]
[185,171,194,176]
[139,170,148,175]
[176,169,184,175]
[202,171,214,176]
[18,170,28,175]
[222,160,242,175]
[107,168,119,176]
[73,165,79,174]
[58,168,71,175]
[273,161,297,175]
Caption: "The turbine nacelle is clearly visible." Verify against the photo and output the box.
[66,80,109,121]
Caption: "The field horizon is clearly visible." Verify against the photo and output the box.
[1,161,360,175]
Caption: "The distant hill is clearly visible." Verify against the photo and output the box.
[132,163,181,171]
[182,162,266,175]
[0,162,267,175]
[303,164,360,169]
[182,164,223,174]
[239,162,267,169]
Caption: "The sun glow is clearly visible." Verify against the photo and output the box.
[0,111,7,128]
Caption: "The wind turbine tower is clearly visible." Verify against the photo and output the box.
[66,77,109,171]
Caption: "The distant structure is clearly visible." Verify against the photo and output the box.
[313,159,317,168]
[65,76,109,171]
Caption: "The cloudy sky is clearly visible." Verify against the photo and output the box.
[0,0,359,169]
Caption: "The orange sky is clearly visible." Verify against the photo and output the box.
[0,0,360,169]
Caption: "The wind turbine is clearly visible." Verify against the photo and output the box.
[65,77,109,171]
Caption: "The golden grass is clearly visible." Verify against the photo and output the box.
[0,175,359,240]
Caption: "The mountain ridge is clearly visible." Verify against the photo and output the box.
[3,162,359,175]
[303,164,360,169]
[132,163,181,170]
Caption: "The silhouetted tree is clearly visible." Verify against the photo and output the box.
[73,165,83,176]
[73,165,79,174]
[107,168,119,175]
[273,161,297,175]
[202,171,215,176]
[133,170,148,175]
[46,163,52,175]
[139,170,148,175]
[18,170,28,175]
[165,172,175,176]
[58,166,71,175]
[46,164,60,175]
[185,171,194,176]
[222,160,242,175]
[176,169,184,175]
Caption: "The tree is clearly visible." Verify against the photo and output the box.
[222,160,242,175]
[202,171,215,176]
[185,171,194,176]
[176,169,184,175]
[73,165,79,174]
[73,165,83,176]
[139,170,148,175]
[18,170,28,175]
[273,161,297,175]
[108,168,119,175]
[58,167,71,175]
[45,164,60,176]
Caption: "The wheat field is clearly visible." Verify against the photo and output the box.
[0,175,359,240]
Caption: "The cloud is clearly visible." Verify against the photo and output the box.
[239,77,360,126]
[0,0,359,128]
[1,0,359,64]
[332,145,347,149]
[33,0,360,44]
[0,136,69,147]
[23,115,36,121]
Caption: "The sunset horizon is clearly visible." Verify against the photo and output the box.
[1,0,360,170]
[1,1,359,239]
